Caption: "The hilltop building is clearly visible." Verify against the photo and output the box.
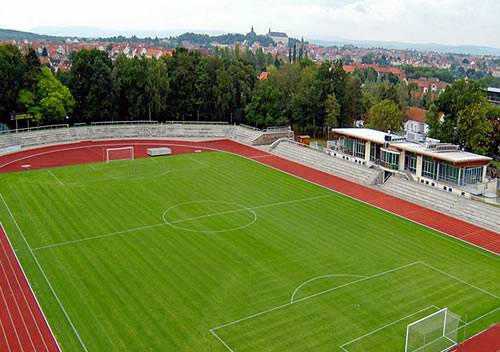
[267,29,288,46]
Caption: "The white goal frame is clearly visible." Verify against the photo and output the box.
[105,146,135,162]
[405,307,459,352]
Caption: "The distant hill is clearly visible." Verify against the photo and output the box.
[311,38,500,56]
[2,27,499,56]
[0,28,70,42]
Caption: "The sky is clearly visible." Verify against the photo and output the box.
[1,0,499,48]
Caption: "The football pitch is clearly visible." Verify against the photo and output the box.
[0,151,498,351]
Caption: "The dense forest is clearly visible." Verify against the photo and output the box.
[0,44,498,157]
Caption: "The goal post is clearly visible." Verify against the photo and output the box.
[105,146,135,162]
[405,308,461,352]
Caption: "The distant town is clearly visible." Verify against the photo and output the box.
[1,27,499,83]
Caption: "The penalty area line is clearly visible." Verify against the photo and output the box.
[209,261,420,350]
[47,169,65,186]
[339,305,440,350]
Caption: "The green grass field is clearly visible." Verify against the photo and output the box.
[0,151,498,351]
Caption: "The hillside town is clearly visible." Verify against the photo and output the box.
[2,27,499,80]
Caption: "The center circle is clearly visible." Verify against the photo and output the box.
[162,200,257,233]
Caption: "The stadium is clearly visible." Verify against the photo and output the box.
[0,121,498,352]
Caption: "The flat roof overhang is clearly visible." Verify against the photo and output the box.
[332,128,492,166]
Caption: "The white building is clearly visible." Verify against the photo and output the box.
[404,107,429,135]
[331,128,493,196]
[267,29,289,46]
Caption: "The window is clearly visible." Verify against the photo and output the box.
[353,139,365,158]
[422,156,436,179]
[405,152,417,174]
[340,137,365,159]
[381,149,400,170]
[438,161,460,184]
[370,143,381,162]
[462,166,483,185]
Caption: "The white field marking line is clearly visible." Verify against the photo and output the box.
[249,154,273,159]
[182,154,209,166]
[32,223,166,251]
[419,261,499,300]
[163,200,258,234]
[91,158,158,170]
[229,147,500,259]
[339,305,440,350]
[0,224,49,351]
[1,224,62,351]
[46,169,65,186]
[72,155,209,184]
[412,333,457,352]
[2,139,498,258]
[209,329,235,352]
[290,274,367,304]
[210,261,420,333]
[33,194,335,251]
[0,256,36,350]
[0,273,23,351]
[408,306,500,352]
[0,141,220,170]
[0,194,89,352]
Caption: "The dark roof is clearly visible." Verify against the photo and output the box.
[268,32,288,38]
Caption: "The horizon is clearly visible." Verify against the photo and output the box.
[1,0,499,49]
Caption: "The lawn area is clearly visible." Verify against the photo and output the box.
[0,151,498,351]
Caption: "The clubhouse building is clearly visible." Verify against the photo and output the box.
[331,128,494,196]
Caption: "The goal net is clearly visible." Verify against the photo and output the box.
[105,147,135,162]
[405,308,461,352]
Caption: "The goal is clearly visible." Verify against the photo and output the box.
[105,147,135,162]
[405,308,461,352]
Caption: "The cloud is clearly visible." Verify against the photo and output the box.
[0,0,499,47]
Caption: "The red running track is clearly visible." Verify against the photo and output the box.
[0,139,498,255]
[0,224,60,352]
[451,324,500,352]
[0,138,498,352]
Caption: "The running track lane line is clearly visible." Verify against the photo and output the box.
[0,139,498,256]
[0,139,498,351]
[0,223,61,351]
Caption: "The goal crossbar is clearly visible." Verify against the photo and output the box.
[405,307,460,352]
[105,146,135,162]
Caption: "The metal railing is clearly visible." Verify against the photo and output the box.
[164,121,228,125]
[238,123,261,131]
[0,124,70,134]
[91,121,159,126]
[263,126,290,133]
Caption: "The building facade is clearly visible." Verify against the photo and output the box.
[331,128,493,196]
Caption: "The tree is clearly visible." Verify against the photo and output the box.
[456,103,493,155]
[290,66,321,130]
[68,49,115,122]
[166,47,201,120]
[425,103,443,140]
[434,79,488,144]
[0,44,26,124]
[485,105,500,158]
[18,66,75,124]
[245,78,287,128]
[213,66,235,119]
[344,75,363,126]
[365,99,403,132]
[325,94,340,128]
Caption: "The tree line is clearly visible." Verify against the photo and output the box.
[0,43,497,157]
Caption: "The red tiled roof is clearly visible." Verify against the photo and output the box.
[406,107,427,123]
[342,64,405,78]
[258,71,269,81]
